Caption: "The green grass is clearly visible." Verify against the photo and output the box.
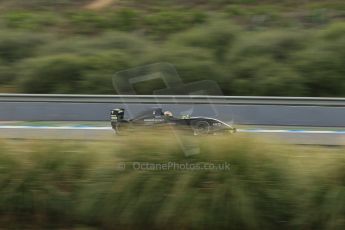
[0,132,344,229]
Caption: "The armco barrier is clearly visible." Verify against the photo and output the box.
[1,94,345,126]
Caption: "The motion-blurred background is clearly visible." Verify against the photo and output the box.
[0,0,344,96]
[0,1,345,230]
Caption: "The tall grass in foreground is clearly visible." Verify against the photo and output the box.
[0,132,344,229]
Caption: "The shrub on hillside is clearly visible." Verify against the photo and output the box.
[18,52,131,94]
[18,55,91,93]
[138,46,224,89]
[295,39,345,96]
[226,57,306,96]
[169,21,239,62]
[144,11,207,37]
[68,11,109,34]
[2,11,58,30]
[0,33,46,63]
[294,22,345,96]
[0,65,15,85]
[224,30,309,95]
[228,30,308,62]
[108,9,140,31]
[37,32,150,56]
[11,0,90,9]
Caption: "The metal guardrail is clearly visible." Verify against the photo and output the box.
[1,94,345,125]
[1,94,345,106]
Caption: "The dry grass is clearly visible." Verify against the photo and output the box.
[85,0,117,10]
[0,132,344,229]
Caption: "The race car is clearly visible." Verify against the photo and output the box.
[110,107,236,135]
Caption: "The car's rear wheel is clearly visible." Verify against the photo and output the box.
[192,121,210,135]
[112,121,132,135]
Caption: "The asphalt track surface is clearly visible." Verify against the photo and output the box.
[1,125,345,146]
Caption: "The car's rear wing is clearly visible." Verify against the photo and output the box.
[111,108,125,122]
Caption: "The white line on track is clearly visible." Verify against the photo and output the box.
[1,126,345,134]
[237,129,345,134]
[0,126,112,130]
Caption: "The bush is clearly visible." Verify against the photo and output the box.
[295,39,345,96]
[108,9,140,31]
[18,55,88,93]
[0,141,93,228]
[68,11,109,34]
[0,65,15,85]
[2,11,59,30]
[138,46,224,88]
[0,5,344,96]
[9,0,90,9]
[294,23,345,96]
[226,57,306,96]
[18,52,132,94]
[78,51,132,94]
[67,10,141,34]
[319,22,345,40]
[37,32,151,56]
[224,30,309,95]
[0,32,46,63]
[144,10,207,37]
[169,21,239,62]
[227,30,308,63]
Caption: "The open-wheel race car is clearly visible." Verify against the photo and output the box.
[110,107,236,135]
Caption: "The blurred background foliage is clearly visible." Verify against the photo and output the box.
[0,0,344,96]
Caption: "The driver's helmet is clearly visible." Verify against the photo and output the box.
[164,111,173,117]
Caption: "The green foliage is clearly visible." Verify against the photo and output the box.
[78,51,132,94]
[0,134,344,229]
[68,11,109,34]
[8,0,90,9]
[58,9,205,36]
[319,22,345,40]
[144,11,207,37]
[137,45,226,93]
[0,32,46,63]
[0,1,344,96]
[227,57,306,96]
[18,51,132,94]
[18,55,88,93]
[108,9,140,31]
[0,65,15,85]
[2,11,59,30]
[228,30,308,62]
[295,37,345,96]
[169,21,238,62]
[64,9,141,34]
[223,30,310,95]
[0,141,93,227]
[37,32,150,56]
[225,4,250,16]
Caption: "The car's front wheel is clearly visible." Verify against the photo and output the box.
[192,121,210,135]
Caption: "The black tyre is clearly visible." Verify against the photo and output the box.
[192,121,210,135]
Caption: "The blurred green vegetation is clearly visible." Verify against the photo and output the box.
[0,133,344,229]
[0,0,344,95]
